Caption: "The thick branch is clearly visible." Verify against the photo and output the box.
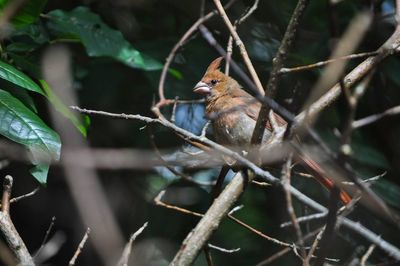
[0,176,34,266]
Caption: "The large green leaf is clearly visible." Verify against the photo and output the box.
[0,60,44,95]
[0,0,47,28]
[46,7,162,70]
[0,89,61,183]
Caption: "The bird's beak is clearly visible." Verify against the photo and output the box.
[193,81,211,95]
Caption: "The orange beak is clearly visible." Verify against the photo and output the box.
[193,81,211,95]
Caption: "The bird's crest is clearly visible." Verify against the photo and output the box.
[206,57,223,73]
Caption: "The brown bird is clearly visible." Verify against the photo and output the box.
[193,57,351,204]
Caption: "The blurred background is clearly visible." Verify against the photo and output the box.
[0,0,400,265]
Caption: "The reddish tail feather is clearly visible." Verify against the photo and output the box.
[299,155,351,204]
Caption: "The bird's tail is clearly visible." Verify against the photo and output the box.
[299,155,351,205]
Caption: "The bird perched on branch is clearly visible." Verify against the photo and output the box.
[193,57,351,204]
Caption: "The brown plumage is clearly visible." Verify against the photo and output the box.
[194,57,351,204]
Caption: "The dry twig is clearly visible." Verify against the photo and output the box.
[282,155,305,258]
[69,228,90,266]
[33,216,56,258]
[279,51,378,74]
[117,222,148,266]
[360,244,376,266]
[0,175,34,266]
[225,0,260,75]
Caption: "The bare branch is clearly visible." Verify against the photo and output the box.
[207,244,240,254]
[33,216,56,259]
[0,175,34,266]
[352,105,400,129]
[279,51,378,74]
[280,212,327,228]
[225,0,260,75]
[154,190,294,249]
[303,227,325,266]
[282,155,305,258]
[360,244,376,266]
[10,187,39,204]
[117,222,148,266]
[69,228,90,266]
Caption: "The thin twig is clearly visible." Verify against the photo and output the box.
[117,222,148,266]
[342,172,385,186]
[314,187,340,266]
[225,0,260,75]
[227,214,293,248]
[280,212,327,228]
[360,244,376,266]
[352,105,400,129]
[303,227,325,266]
[10,187,40,204]
[69,228,90,266]
[154,190,293,249]
[207,244,240,254]
[33,216,56,258]
[340,73,373,157]
[255,227,322,266]
[282,154,305,258]
[279,51,378,74]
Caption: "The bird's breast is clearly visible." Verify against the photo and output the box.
[212,111,267,149]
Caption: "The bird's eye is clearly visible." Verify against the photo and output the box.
[210,79,218,85]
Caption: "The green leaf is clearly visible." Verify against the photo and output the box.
[0,0,47,28]
[0,60,44,95]
[30,164,49,184]
[39,80,89,137]
[46,7,162,70]
[5,42,38,53]
[168,68,183,80]
[0,89,61,183]
[9,23,49,45]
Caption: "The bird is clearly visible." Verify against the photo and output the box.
[193,57,351,204]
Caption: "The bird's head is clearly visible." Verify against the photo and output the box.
[193,57,238,99]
